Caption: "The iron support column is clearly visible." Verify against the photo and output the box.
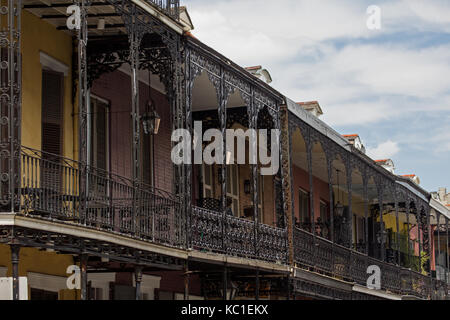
[10,245,20,300]
[417,211,423,273]
[437,213,441,279]
[3,0,22,213]
[248,87,259,256]
[76,0,90,225]
[80,253,88,300]
[282,110,294,264]
[219,66,227,253]
[406,201,411,267]
[395,192,400,265]
[184,261,190,300]
[363,172,369,255]
[346,159,353,249]
[446,219,449,283]
[327,158,334,243]
[128,5,142,236]
[306,133,315,236]
[185,48,193,248]
[377,183,385,262]
[134,266,143,300]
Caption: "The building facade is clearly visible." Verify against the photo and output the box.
[0,0,449,300]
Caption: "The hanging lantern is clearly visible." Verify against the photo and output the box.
[335,201,345,217]
[334,168,345,217]
[142,99,160,135]
[142,71,160,135]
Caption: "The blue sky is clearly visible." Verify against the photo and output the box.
[183,0,450,192]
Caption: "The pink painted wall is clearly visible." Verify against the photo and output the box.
[292,165,330,224]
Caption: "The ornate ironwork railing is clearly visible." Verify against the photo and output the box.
[17,145,448,299]
[191,206,287,263]
[293,227,446,299]
[19,146,182,247]
[146,0,180,20]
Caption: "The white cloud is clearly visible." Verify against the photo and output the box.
[184,0,450,190]
[188,0,374,66]
[187,0,450,128]
[366,140,400,159]
[429,122,450,153]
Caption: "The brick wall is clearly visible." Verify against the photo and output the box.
[91,69,173,192]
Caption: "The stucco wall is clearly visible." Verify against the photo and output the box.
[21,10,74,159]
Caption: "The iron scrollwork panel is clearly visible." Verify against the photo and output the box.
[0,0,22,211]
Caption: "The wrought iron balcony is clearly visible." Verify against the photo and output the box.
[146,0,180,20]
[191,206,288,263]
[19,146,183,248]
[293,227,447,299]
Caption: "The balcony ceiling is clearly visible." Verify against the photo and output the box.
[24,0,127,36]
[192,72,251,112]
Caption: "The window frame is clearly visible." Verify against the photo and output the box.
[298,188,310,228]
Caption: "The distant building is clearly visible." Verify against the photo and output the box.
[432,187,450,206]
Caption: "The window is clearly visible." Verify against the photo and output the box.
[354,215,366,247]
[89,96,109,171]
[319,200,329,238]
[299,188,310,229]
[88,96,109,198]
[41,70,64,190]
[226,164,240,217]
[202,164,214,199]
[141,131,153,186]
[319,200,328,223]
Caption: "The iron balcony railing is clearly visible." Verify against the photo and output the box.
[19,146,183,248]
[293,227,448,299]
[146,0,180,20]
[16,146,448,299]
[191,206,288,263]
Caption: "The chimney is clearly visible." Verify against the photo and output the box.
[438,187,446,202]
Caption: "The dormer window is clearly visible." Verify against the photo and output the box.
[342,134,366,154]
[375,159,395,174]
[245,66,273,84]
[296,101,323,118]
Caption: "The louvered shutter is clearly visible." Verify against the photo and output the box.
[41,70,63,191]
[142,133,151,186]
[96,102,107,171]
[95,101,107,196]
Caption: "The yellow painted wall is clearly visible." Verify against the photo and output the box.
[7,10,79,300]
[21,10,74,159]
[0,244,79,300]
